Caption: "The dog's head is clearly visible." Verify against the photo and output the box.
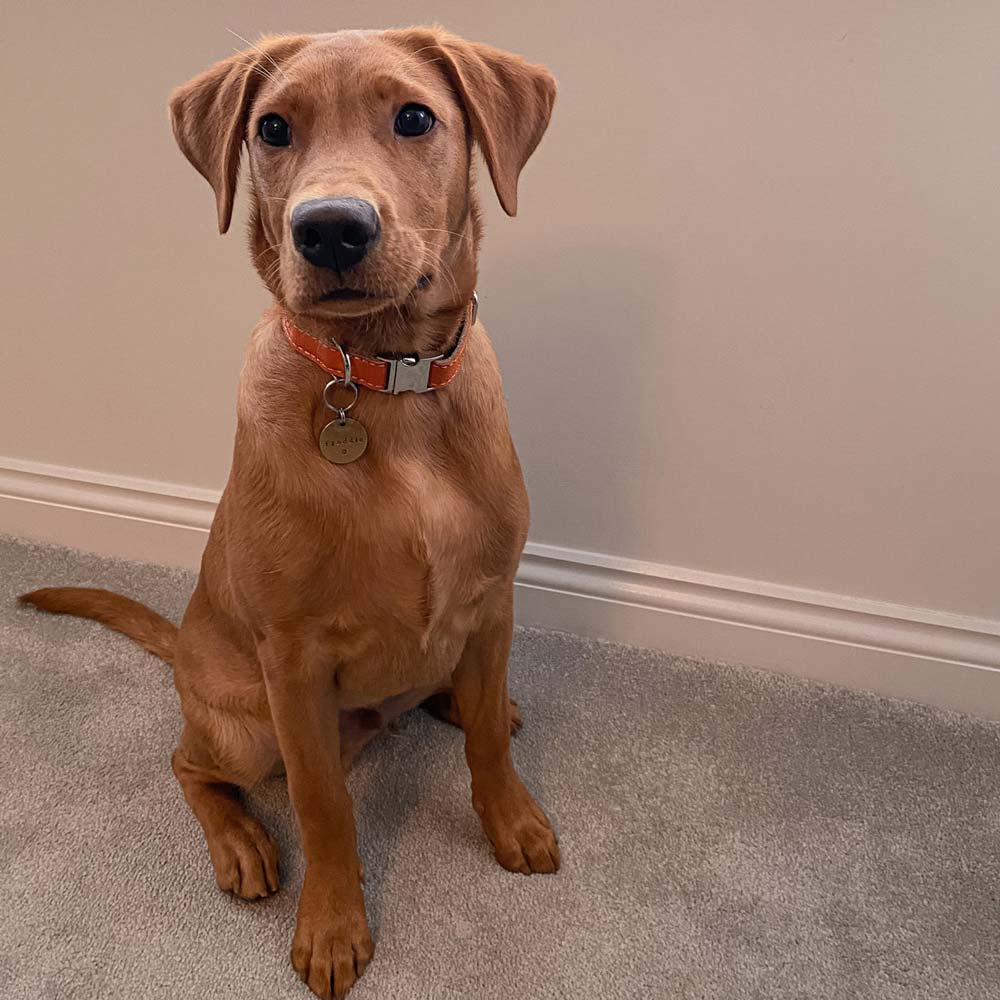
[169,28,555,321]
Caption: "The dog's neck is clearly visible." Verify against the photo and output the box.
[254,202,482,360]
[282,286,473,359]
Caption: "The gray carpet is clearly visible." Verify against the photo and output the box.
[2,535,999,1000]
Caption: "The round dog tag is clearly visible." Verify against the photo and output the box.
[319,418,368,464]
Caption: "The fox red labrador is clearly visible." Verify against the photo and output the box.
[21,26,558,1000]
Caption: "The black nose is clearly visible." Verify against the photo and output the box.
[290,198,381,272]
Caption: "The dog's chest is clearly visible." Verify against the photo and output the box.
[318,454,516,702]
[364,457,497,627]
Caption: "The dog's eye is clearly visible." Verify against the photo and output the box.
[394,104,435,137]
[259,114,291,147]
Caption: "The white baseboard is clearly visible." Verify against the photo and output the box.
[3,455,1000,719]
[0,458,215,570]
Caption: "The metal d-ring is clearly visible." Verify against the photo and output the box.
[322,339,356,423]
[323,378,359,415]
[331,340,352,389]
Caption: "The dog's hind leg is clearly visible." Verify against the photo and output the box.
[171,724,281,900]
[421,689,522,734]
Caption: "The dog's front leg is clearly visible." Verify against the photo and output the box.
[453,594,560,875]
[259,634,373,1000]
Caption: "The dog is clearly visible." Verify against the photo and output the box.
[19,27,558,1000]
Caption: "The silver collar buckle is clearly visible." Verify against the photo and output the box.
[379,292,477,394]
[382,353,440,394]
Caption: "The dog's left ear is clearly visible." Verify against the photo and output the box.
[169,36,308,234]
[396,29,557,216]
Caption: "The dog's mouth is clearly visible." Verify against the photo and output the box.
[317,273,433,306]
[319,288,376,302]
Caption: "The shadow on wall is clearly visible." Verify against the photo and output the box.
[482,240,679,557]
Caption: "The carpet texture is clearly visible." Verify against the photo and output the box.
[2,534,999,1000]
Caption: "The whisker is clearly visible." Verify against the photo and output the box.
[253,242,282,261]
[234,57,277,86]
[404,44,442,62]
[432,252,462,302]
[404,226,473,244]
[228,49,277,86]
[227,28,290,83]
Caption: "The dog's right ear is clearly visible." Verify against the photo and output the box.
[169,37,307,234]
[392,28,556,217]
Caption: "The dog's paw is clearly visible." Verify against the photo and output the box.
[292,880,373,1000]
[207,816,280,899]
[475,780,560,875]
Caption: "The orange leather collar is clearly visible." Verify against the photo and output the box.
[282,293,477,395]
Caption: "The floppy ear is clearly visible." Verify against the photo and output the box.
[168,36,307,234]
[398,29,556,216]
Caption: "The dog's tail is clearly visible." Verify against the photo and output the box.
[18,587,178,665]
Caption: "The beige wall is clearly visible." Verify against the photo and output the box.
[3,1,999,621]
